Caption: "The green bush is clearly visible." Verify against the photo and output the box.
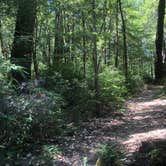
[0,144,61,166]
[43,63,95,122]
[127,74,144,94]
[0,56,20,93]
[99,67,127,110]
[0,87,65,145]
[44,64,128,120]
[96,144,123,166]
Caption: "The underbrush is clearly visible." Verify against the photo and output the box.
[0,58,146,164]
[95,144,124,166]
[126,74,145,95]
[0,60,145,147]
[99,67,127,111]
[0,143,61,165]
[44,64,128,119]
[132,140,166,166]
[1,88,64,144]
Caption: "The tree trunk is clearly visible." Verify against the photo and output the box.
[82,13,86,77]
[33,22,39,79]
[115,0,119,68]
[103,0,107,65]
[0,20,7,58]
[118,0,128,79]
[11,0,36,84]
[54,10,64,63]
[108,2,112,64]
[92,0,100,117]
[155,0,165,82]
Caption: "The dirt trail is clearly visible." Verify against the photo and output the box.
[56,85,166,165]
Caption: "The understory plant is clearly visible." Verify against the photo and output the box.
[8,88,64,144]
[126,73,145,94]
[96,144,123,166]
[99,66,127,110]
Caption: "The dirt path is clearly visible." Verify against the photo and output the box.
[56,85,166,165]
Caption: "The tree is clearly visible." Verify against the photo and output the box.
[53,7,64,63]
[0,21,5,58]
[115,0,119,68]
[11,0,37,84]
[118,0,128,79]
[92,0,100,117]
[155,0,165,82]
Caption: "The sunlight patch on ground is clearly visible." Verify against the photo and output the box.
[132,115,152,120]
[128,98,166,113]
[122,128,166,153]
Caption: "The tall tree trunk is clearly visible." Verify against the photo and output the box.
[155,0,165,81]
[0,21,6,58]
[11,0,36,84]
[115,0,119,68]
[82,13,86,77]
[103,0,107,65]
[118,0,128,79]
[54,10,64,63]
[164,38,166,63]
[92,0,100,117]
[108,2,112,64]
[47,32,51,67]
[33,22,39,79]
[163,38,166,75]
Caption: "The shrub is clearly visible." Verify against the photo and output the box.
[99,67,127,110]
[39,63,127,121]
[133,140,166,166]
[127,74,144,94]
[43,63,95,122]
[0,144,62,166]
[96,144,123,166]
[0,56,20,93]
[0,86,65,145]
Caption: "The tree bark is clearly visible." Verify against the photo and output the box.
[33,22,39,79]
[115,0,119,68]
[0,21,6,58]
[82,12,86,77]
[11,0,37,84]
[54,10,64,63]
[118,0,128,79]
[155,0,165,82]
[92,0,100,117]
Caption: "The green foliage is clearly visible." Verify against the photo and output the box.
[0,0,164,165]
[96,144,123,166]
[0,144,61,166]
[0,86,65,145]
[0,56,21,93]
[127,74,144,94]
[44,63,127,120]
[42,144,61,159]
[43,63,95,121]
[99,67,127,110]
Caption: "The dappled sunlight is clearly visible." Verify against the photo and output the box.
[121,89,166,154]
[1,0,165,164]
[122,128,166,153]
[128,98,166,113]
[132,115,152,120]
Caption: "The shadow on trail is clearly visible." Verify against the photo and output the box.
[53,85,166,165]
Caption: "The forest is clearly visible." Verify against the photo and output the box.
[0,0,166,165]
